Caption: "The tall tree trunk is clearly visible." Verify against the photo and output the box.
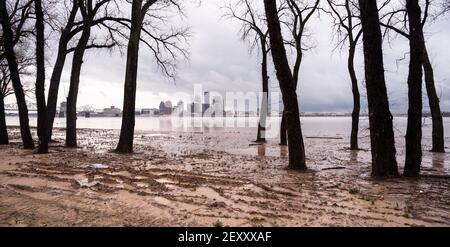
[348,44,360,150]
[35,0,48,153]
[404,0,423,177]
[116,0,143,153]
[358,0,398,177]
[422,46,445,153]
[46,2,78,142]
[257,43,269,143]
[280,36,302,146]
[280,114,287,145]
[0,2,34,149]
[264,0,306,170]
[47,41,70,142]
[66,24,91,148]
[0,95,8,144]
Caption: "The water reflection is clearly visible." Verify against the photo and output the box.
[280,145,288,158]
[257,144,266,157]
[431,152,446,169]
[349,150,359,163]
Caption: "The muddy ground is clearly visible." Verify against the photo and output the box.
[1,127,450,226]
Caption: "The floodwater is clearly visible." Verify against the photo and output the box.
[6,116,450,174]
[2,117,450,226]
[6,116,450,138]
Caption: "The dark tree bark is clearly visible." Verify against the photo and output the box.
[35,0,48,153]
[223,0,270,143]
[263,0,306,170]
[0,1,34,149]
[327,0,362,150]
[358,0,398,177]
[66,23,92,148]
[280,113,287,145]
[279,0,318,146]
[348,43,360,150]
[404,0,423,177]
[422,47,445,152]
[65,0,117,148]
[46,1,79,142]
[0,95,8,144]
[380,0,445,153]
[256,38,269,143]
[116,0,144,153]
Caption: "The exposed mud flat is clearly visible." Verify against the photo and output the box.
[1,127,450,226]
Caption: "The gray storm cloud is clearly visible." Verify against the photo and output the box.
[21,0,450,113]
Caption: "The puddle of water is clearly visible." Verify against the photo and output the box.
[135,182,149,188]
[74,174,100,188]
[155,178,178,184]
[91,164,108,169]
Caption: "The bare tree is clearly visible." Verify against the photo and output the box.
[326,0,362,150]
[0,31,34,145]
[65,0,120,148]
[358,0,398,177]
[35,0,48,153]
[45,0,79,142]
[115,0,190,153]
[0,56,12,144]
[223,0,270,143]
[380,0,445,153]
[0,0,35,149]
[278,0,319,146]
[263,0,306,170]
[402,0,424,177]
[46,0,122,144]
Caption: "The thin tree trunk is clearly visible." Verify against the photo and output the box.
[46,2,78,142]
[422,46,445,153]
[264,0,306,170]
[348,44,360,150]
[404,0,423,177]
[358,0,398,177]
[280,113,287,145]
[257,43,269,143]
[66,24,91,148]
[0,95,8,144]
[35,0,48,153]
[0,2,34,149]
[116,0,143,153]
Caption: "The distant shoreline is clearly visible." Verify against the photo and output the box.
[4,113,450,118]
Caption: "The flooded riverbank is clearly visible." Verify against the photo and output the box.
[1,119,450,226]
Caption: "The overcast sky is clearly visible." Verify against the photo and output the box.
[12,0,450,113]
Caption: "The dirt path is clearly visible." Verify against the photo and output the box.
[1,128,449,226]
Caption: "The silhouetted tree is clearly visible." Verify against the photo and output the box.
[326,0,362,150]
[380,0,445,153]
[358,0,398,177]
[45,0,79,142]
[403,0,423,177]
[278,0,319,146]
[0,29,33,145]
[263,0,306,170]
[0,0,35,149]
[223,0,270,143]
[0,57,12,144]
[35,0,48,153]
[65,0,118,148]
[116,0,189,153]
